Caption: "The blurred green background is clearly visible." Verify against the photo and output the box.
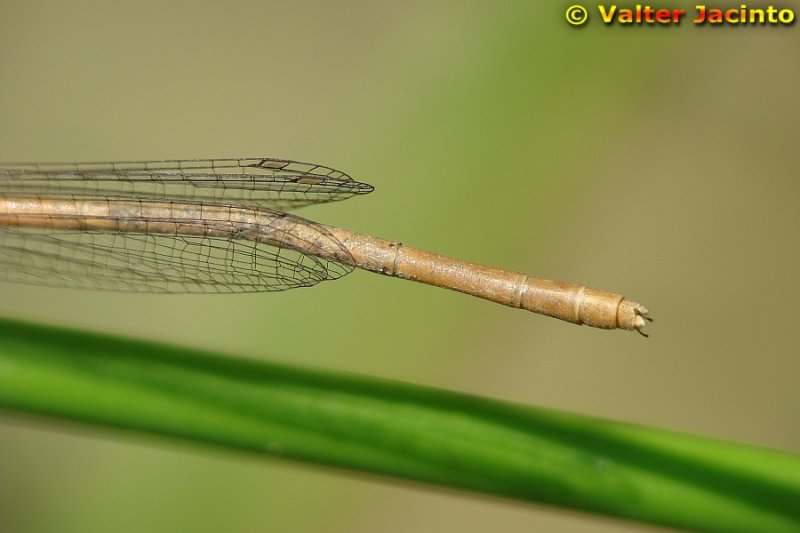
[0,1,797,531]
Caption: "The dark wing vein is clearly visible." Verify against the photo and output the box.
[0,157,365,292]
[0,224,353,293]
[0,157,373,210]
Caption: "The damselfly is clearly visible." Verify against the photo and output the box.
[0,158,651,334]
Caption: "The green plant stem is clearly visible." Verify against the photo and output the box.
[0,317,798,532]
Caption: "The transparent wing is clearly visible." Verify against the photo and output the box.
[0,223,353,293]
[0,157,373,211]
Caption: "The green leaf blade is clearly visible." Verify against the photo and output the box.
[1,317,798,532]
